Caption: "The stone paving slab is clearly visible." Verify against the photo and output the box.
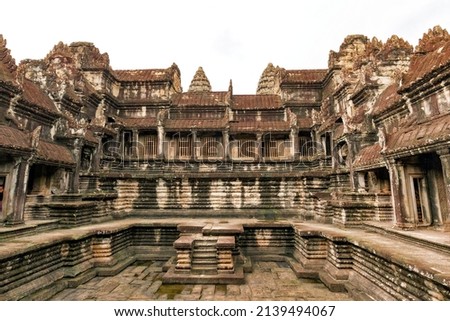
[50,260,351,301]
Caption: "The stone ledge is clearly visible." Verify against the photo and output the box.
[162,266,245,284]
[217,236,235,249]
[173,235,195,249]
[177,223,205,234]
[204,224,244,236]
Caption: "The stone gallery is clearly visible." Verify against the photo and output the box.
[0,26,450,300]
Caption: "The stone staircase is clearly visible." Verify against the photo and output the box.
[191,237,218,275]
[162,223,245,284]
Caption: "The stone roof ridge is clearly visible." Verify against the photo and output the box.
[0,34,18,83]
[113,64,178,83]
[188,66,212,92]
[281,69,328,84]
[416,25,450,53]
[256,63,281,95]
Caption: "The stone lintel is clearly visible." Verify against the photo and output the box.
[173,235,195,249]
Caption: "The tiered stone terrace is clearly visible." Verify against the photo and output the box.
[0,218,449,300]
[1,27,450,300]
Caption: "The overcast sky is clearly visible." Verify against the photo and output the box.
[1,0,449,94]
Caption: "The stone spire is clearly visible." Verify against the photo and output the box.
[188,66,211,92]
[256,63,281,95]
[0,35,17,84]
[378,35,413,61]
[416,25,450,53]
[328,35,370,70]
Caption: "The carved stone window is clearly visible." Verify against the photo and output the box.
[238,140,257,158]
[139,132,157,158]
[201,136,221,158]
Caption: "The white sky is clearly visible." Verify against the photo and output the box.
[1,0,449,94]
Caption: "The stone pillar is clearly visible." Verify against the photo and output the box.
[91,133,103,172]
[291,128,299,159]
[173,235,194,272]
[157,125,165,159]
[192,130,198,161]
[256,133,262,162]
[68,138,83,194]
[4,156,31,225]
[387,158,414,228]
[92,236,113,265]
[217,236,235,274]
[132,129,139,157]
[222,129,229,161]
[437,149,450,225]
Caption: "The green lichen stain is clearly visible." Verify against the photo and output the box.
[156,284,185,299]
[215,284,227,294]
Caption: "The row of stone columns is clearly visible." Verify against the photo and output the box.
[127,127,314,161]
[387,149,450,228]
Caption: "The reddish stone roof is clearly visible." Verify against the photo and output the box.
[172,92,228,107]
[353,144,384,170]
[20,79,60,115]
[36,141,75,166]
[0,126,75,165]
[84,128,98,144]
[0,125,31,152]
[229,121,290,133]
[165,119,227,131]
[297,117,313,129]
[386,113,450,154]
[402,27,450,90]
[281,69,327,84]
[119,117,158,129]
[334,123,345,139]
[402,42,450,89]
[372,83,403,117]
[113,69,173,82]
[232,95,282,110]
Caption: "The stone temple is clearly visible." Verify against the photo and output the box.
[1,26,450,300]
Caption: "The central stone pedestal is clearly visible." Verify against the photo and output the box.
[162,222,248,284]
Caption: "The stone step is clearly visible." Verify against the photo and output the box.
[193,247,216,251]
[192,251,217,260]
[191,259,218,265]
[194,243,217,249]
[191,266,218,273]
[193,246,217,252]
[194,240,217,246]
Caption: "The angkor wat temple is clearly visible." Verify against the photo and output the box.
[1,26,450,300]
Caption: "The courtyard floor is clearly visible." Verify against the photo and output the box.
[50,260,352,301]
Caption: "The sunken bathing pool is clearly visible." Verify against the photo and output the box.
[0,218,449,301]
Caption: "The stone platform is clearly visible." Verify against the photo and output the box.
[1,218,450,300]
[161,222,247,284]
